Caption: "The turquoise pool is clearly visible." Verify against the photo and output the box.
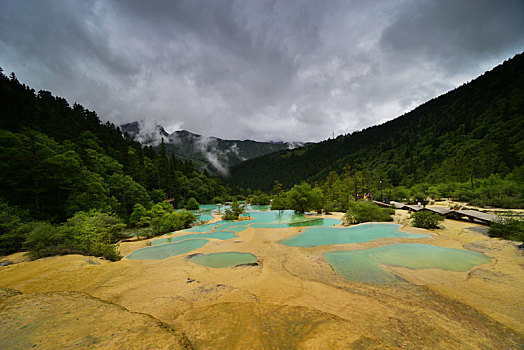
[324,243,491,284]
[189,252,257,268]
[128,210,342,260]
[195,214,214,222]
[281,223,428,247]
[151,231,236,245]
[184,210,341,234]
[126,239,208,260]
[247,205,270,211]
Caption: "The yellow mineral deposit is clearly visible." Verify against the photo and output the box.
[1,211,523,349]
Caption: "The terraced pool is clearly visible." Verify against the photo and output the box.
[126,239,208,260]
[189,252,258,268]
[324,243,491,284]
[151,231,236,246]
[281,223,428,247]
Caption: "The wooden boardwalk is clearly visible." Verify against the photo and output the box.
[445,210,499,225]
[391,203,500,225]
[402,204,424,212]
[421,207,453,215]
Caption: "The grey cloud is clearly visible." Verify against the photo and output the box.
[1,0,522,142]
[380,0,524,72]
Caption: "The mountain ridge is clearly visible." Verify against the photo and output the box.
[120,121,309,175]
[228,52,524,191]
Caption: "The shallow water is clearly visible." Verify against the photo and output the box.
[151,231,236,246]
[199,204,219,211]
[324,243,491,284]
[196,214,214,222]
[281,223,428,247]
[126,239,208,260]
[184,210,341,234]
[130,211,343,260]
[247,205,270,211]
[189,252,257,268]
[246,210,310,224]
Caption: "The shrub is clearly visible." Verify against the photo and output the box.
[488,217,524,242]
[185,197,200,210]
[411,211,444,229]
[25,210,125,261]
[0,201,32,255]
[343,201,393,225]
[151,211,196,235]
[221,209,238,221]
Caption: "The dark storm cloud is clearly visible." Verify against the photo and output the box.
[1,0,523,142]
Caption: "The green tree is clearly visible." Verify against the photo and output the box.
[222,201,245,220]
[185,197,200,210]
[285,183,323,213]
[150,202,173,219]
[151,211,196,235]
[129,204,151,227]
[65,170,114,217]
[150,189,166,203]
[343,201,393,225]
[0,201,31,255]
[270,196,287,212]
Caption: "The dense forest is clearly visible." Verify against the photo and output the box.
[1,52,523,259]
[0,68,226,223]
[228,52,524,206]
[0,68,227,258]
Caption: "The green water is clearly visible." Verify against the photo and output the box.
[289,218,340,227]
[196,214,214,222]
[185,222,225,232]
[281,223,428,247]
[247,205,270,211]
[225,225,250,233]
[324,243,491,284]
[151,231,236,246]
[190,252,257,268]
[174,205,217,224]
[184,210,341,234]
[246,210,310,224]
[250,218,340,229]
[199,204,219,211]
[126,239,208,260]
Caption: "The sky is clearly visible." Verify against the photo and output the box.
[1,0,523,142]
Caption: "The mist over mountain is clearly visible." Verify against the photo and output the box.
[120,121,307,175]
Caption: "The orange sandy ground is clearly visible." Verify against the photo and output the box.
[0,210,522,349]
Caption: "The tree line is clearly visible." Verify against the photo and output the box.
[0,69,226,258]
[228,52,524,205]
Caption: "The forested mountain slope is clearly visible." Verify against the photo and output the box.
[0,70,225,222]
[228,53,524,191]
